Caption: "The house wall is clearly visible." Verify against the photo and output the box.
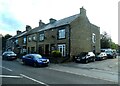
[37,25,70,57]
[27,33,37,53]
[90,24,100,53]
[70,14,100,59]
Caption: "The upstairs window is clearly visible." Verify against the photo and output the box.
[32,36,36,41]
[58,29,65,39]
[28,36,32,42]
[39,33,44,41]
[15,39,18,44]
[92,33,96,43]
[23,37,26,44]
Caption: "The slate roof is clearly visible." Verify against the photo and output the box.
[38,14,79,32]
[17,31,27,38]
[25,27,40,35]
[9,13,80,38]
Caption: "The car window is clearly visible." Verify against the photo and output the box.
[7,52,14,54]
[79,52,88,57]
[25,55,32,58]
[105,51,112,53]
[33,54,42,58]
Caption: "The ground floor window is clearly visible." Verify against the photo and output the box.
[58,44,66,57]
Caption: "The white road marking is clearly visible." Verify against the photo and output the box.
[0,75,22,78]
[0,66,13,72]
[20,74,49,86]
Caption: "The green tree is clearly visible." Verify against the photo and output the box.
[2,34,12,51]
[100,32,111,49]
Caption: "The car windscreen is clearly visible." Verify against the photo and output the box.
[105,51,112,54]
[78,52,88,57]
[33,54,42,59]
[6,52,14,54]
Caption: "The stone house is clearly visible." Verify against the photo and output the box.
[6,7,100,60]
[26,7,100,60]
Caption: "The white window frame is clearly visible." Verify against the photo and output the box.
[15,39,18,44]
[28,37,32,42]
[32,36,36,41]
[39,33,44,41]
[58,29,65,39]
[92,33,96,43]
[58,44,66,57]
[23,37,26,43]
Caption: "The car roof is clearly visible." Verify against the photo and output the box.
[26,54,41,56]
[4,51,14,53]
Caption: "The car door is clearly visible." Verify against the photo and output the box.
[26,55,34,65]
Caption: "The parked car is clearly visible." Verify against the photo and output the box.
[21,54,50,67]
[105,50,116,58]
[2,51,17,60]
[74,52,95,63]
[95,52,107,61]
[101,49,117,59]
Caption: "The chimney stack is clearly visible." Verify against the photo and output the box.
[26,25,32,31]
[17,30,22,35]
[39,20,45,28]
[80,7,86,16]
[49,18,56,24]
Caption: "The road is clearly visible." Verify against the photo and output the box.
[1,55,119,85]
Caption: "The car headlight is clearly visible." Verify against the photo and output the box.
[38,60,42,63]
[82,56,86,59]
[47,59,49,62]
[7,54,10,56]
[75,56,78,59]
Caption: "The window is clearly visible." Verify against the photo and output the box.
[58,29,65,39]
[32,36,36,41]
[15,39,18,44]
[58,44,66,57]
[39,33,44,41]
[23,37,26,44]
[28,36,32,42]
[92,33,96,43]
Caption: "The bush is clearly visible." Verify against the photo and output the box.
[51,50,62,58]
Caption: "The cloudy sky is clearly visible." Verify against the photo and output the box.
[0,0,119,44]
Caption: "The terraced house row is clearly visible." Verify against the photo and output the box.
[6,7,100,60]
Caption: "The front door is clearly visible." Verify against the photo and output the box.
[45,44,49,56]
[58,44,66,57]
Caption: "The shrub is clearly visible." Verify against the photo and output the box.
[51,50,62,58]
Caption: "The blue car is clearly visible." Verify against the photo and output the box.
[21,54,50,67]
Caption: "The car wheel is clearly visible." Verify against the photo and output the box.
[85,59,88,63]
[33,62,37,67]
[92,58,95,62]
[21,60,25,65]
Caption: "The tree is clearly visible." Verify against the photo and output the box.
[2,34,12,51]
[100,31,118,50]
[100,32,111,49]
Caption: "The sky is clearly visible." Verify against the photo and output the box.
[0,0,119,44]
